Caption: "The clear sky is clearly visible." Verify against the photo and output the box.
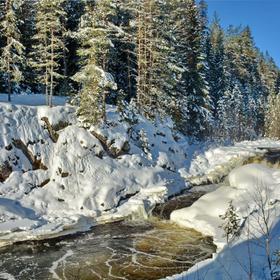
[206,0,280,67]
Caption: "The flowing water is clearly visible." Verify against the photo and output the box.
[2,148,279,280]
[0,219,215,280]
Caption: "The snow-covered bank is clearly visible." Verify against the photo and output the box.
[169,163,280,280]
[180,139,280,185]
[1,98,280,250]
[0,101,188,246]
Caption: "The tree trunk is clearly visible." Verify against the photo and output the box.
[7,72,11,102]
[50,28,54,108]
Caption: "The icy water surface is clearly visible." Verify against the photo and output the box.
[0,219,215,280]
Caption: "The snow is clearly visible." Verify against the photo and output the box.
[168,163,280,280]
[181,139,280,185]
[0,273,16,280]
[0,93,67,106]
[0,99,188,246]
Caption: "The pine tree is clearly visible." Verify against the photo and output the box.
[0,0,25,101]
[220,200,240,243]
[73,0,117,126]
[135,0,159,118]
[31,0,67,106]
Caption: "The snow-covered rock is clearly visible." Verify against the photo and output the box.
[0,100,188,245]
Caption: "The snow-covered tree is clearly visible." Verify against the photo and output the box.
[134,0,161,118]
[171,0,212,137]
[18,0,37,91]
[31,0,67,106]
[265,93,280,139]
[220,200,240,243]
[207,13,225,118]
[217,83,244,141]
[73,0,117,126]
[0,0,25,101]
[107,0,137,104]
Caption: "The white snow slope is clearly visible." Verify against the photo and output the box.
[168,163,280,280]
[0,98,190,246]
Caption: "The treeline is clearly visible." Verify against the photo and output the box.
[0,0,279,140]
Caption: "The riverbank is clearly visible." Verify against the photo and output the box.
[167,163,280,280]
[1,98,280,279]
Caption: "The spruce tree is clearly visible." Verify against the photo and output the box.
[220,200,240,243]
[172,0,212,137]
[223,26,265,139]
[108,0,137,105]
[0,0,25,101]
[207,14,225,118]
[73,0,117,126]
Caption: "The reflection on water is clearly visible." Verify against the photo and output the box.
[0,219,216,280]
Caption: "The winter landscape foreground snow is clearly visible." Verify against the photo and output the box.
[168,163,280,280]
[1,97,280,279]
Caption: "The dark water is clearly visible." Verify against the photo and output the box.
[0,219,216,280]
[152,191,206,220]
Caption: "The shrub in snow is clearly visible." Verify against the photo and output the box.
[219,200,240,243]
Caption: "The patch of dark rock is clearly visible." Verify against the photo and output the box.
[169,147,175,153]
[41,117,59,143]
[156,132,166,137]
[52,121,70,132]
[116,191,140,208]
[61,172,69,178]
[12,139,47,171]
[39,179,51,188]
[24,179,51,195]
[57,167,70,178]
[0,161,12,182]
[91,130,130,158]
[5,144,13,151]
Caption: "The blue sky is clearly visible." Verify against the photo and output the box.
[206,0,280,67]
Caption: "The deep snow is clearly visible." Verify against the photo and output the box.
[0,96,189,246]
[167,164,280,280]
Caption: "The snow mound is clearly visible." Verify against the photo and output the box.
[170,163,280,280]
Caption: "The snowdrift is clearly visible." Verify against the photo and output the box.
[169,163,280,280]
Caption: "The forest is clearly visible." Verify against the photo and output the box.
[0,0,280,141]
